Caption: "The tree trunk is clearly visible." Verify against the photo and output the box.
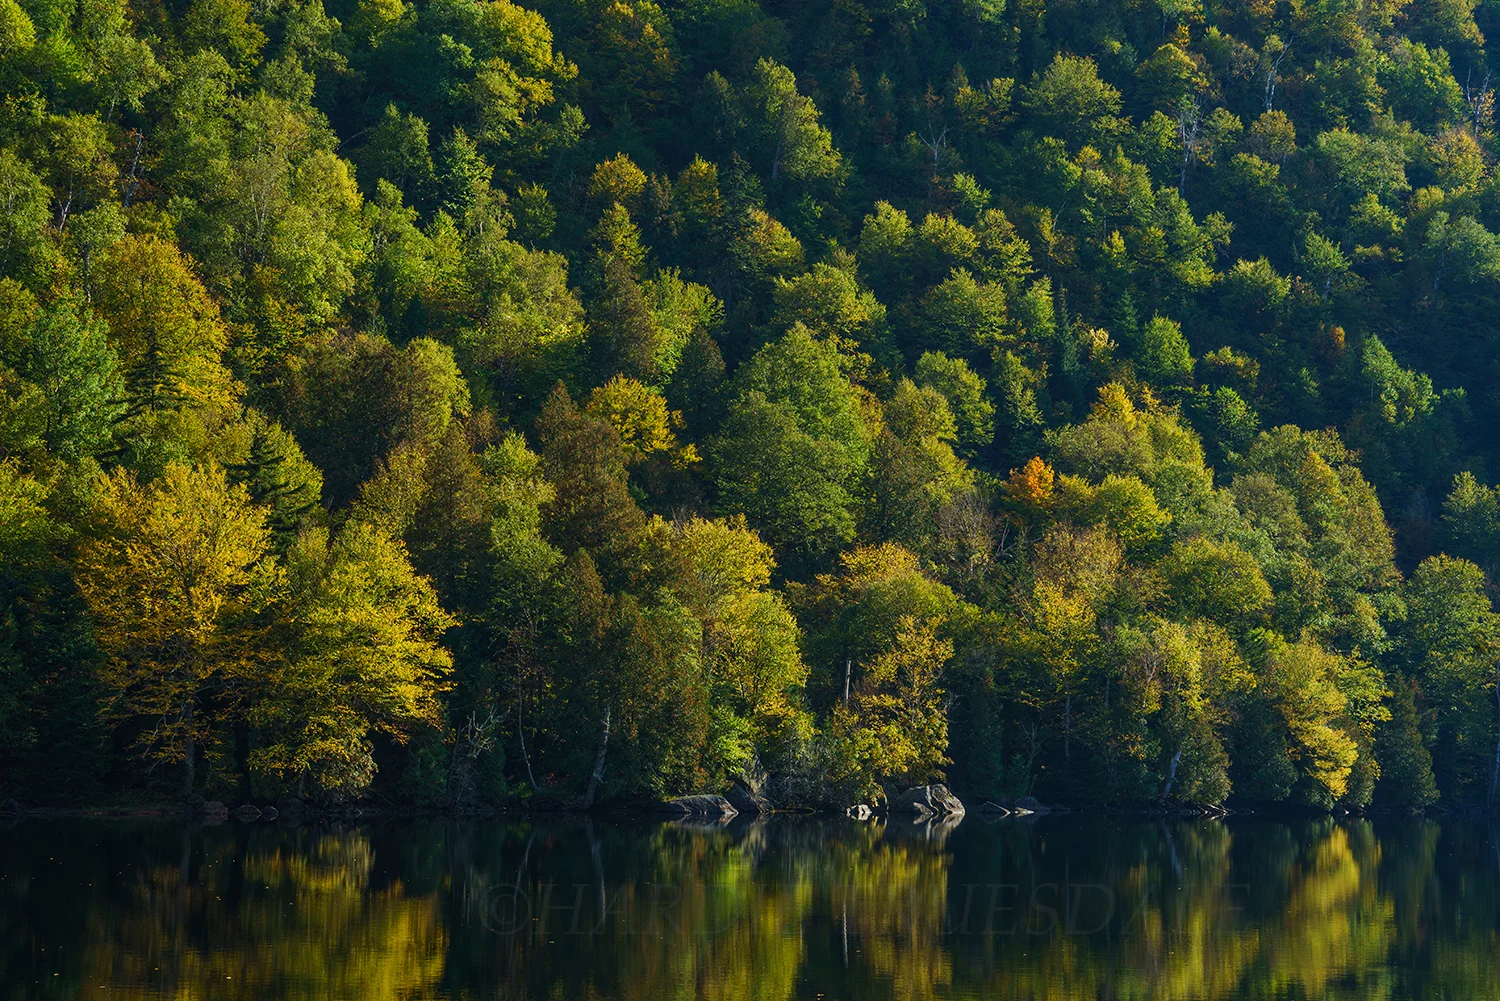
[518,696,541,793]
[1161,747,1184,804]
[580,707,611,810]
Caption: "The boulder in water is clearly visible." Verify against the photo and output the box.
[893,784,965,817]
[653,794,739,820]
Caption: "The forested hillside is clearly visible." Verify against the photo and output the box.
[4,0,1500,811]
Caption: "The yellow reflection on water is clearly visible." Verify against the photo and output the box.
[3,814,1498,1001]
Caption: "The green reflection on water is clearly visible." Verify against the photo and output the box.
[2,814,1499,1000]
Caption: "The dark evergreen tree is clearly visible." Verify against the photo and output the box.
[1375,672,1440,809]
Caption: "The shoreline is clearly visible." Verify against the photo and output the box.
[2,799,1494,823]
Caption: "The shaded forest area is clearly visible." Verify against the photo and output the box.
[5,0,1500,811]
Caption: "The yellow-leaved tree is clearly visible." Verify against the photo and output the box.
[646,514,809,769]
[76,462,276,795]
[584,374,699,467]
[249,523,453,801]
[828,615,953,802]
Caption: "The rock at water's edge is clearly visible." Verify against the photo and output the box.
[737,755,770,796]
[893,784,965,817]
[652,794,739,820]
[1013,796,1051,815]
[726,782,771,816]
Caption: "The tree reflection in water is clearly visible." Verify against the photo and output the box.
[2,814,1499,1000]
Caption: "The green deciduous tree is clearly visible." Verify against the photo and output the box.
[1137,315,1194,385]
[746,58,843,184]
[1020,53,1122,144]
[914,351,994,458]
[1396,555,1500,804]
[1162,535,1272,625]
[0,285,122,460]
[709,325,870,565]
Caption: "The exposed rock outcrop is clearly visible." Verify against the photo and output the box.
[892,784,965,817]
[653,794,739,821]
[726,781,772,816]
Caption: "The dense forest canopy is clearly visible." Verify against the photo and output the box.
[4,0,1500,811]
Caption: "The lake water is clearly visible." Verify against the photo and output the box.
[3,812,1499,999]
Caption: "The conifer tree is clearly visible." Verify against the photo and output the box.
[1375,672,1440,808]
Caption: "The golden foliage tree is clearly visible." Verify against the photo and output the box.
[76,462,275,793]
[250,523,453,800]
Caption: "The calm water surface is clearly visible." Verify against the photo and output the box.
[3,813,1499,999]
